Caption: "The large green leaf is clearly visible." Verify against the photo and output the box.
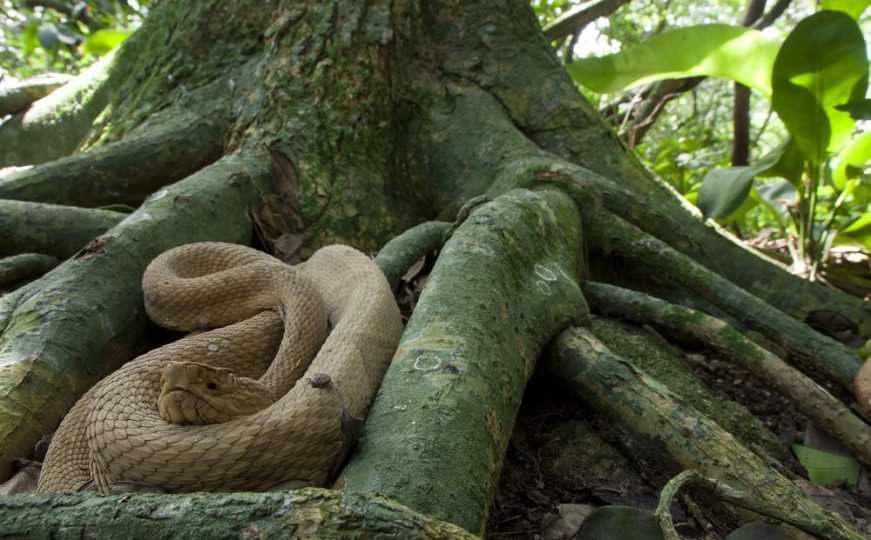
[697,151,782,219]
[82,29,132,56]
[771,11,868,164]
[832,130,871,189]
[821,0,871,18]
[758,138,805,187]
[567,24,779,97]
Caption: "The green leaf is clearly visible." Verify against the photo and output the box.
[792,443,860,488]
[567,24,779,97]
[832,130,871,189]
[758,139,805,186]
[697,151,782,219]
[821,0,871,18]
[771,11,869,164]
[835,98,871,119]
[835,99,871,120]
[839,213,871,250]
[82,29,132,56]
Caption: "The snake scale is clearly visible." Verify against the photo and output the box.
[37,242,402,493]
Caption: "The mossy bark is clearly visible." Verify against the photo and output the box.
[0,487,477,540]
[342,188,588,534]
[0,201,125,259]
[545,328,865,540]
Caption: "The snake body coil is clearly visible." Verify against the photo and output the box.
[38,242,402,493]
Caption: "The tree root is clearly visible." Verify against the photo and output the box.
[0,109,226,207]
[583,281,871,466]
[0,53,116,167]
[374,221,451,287]
[656,470,849,540]
[342,188,588,535]
[0,254,60,290]
[585,209,862,390]
[544,327,866,540]
[0,73,74,116]
[0,153,272,481]
[0,200,125,259]
[0,487,476,539]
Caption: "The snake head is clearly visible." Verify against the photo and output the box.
[158,361,276,425]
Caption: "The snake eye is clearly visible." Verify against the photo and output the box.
[207,382,218,391]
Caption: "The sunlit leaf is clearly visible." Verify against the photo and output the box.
[567,24,779,97]
[839,213,871,250]
[771,11,868,164]
[821,0,871,18]
[82,29,132,56]
[832,130,871,189]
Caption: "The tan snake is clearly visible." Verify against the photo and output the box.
[37,242,402,493]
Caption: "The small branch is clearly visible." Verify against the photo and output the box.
[543,0,633,42]
[584,281,871,466]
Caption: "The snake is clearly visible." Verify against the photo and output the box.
[37,242,402,493]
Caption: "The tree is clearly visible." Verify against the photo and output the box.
[0,1,869,538]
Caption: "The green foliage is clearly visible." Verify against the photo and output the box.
[562,3,871,273]
[567,25,779,97]
[771,11,867,163]
[0,0,147,80]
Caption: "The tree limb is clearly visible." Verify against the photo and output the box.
[542,0,633,42]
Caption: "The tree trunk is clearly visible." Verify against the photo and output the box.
[0,1,868,538]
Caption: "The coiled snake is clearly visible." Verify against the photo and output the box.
[37,242,402,493]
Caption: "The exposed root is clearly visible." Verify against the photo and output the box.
[656,470,856,540]
[545,327,866,540]
[0,73,74,116]
[0,254,60,290]
[373,221,451,287]
[0,109,226,207]
[0,200,125,259]
[585,208,862,390]
[583,281,871,466]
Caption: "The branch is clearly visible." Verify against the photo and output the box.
[374,221,451,287]
[543,0,633,42]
